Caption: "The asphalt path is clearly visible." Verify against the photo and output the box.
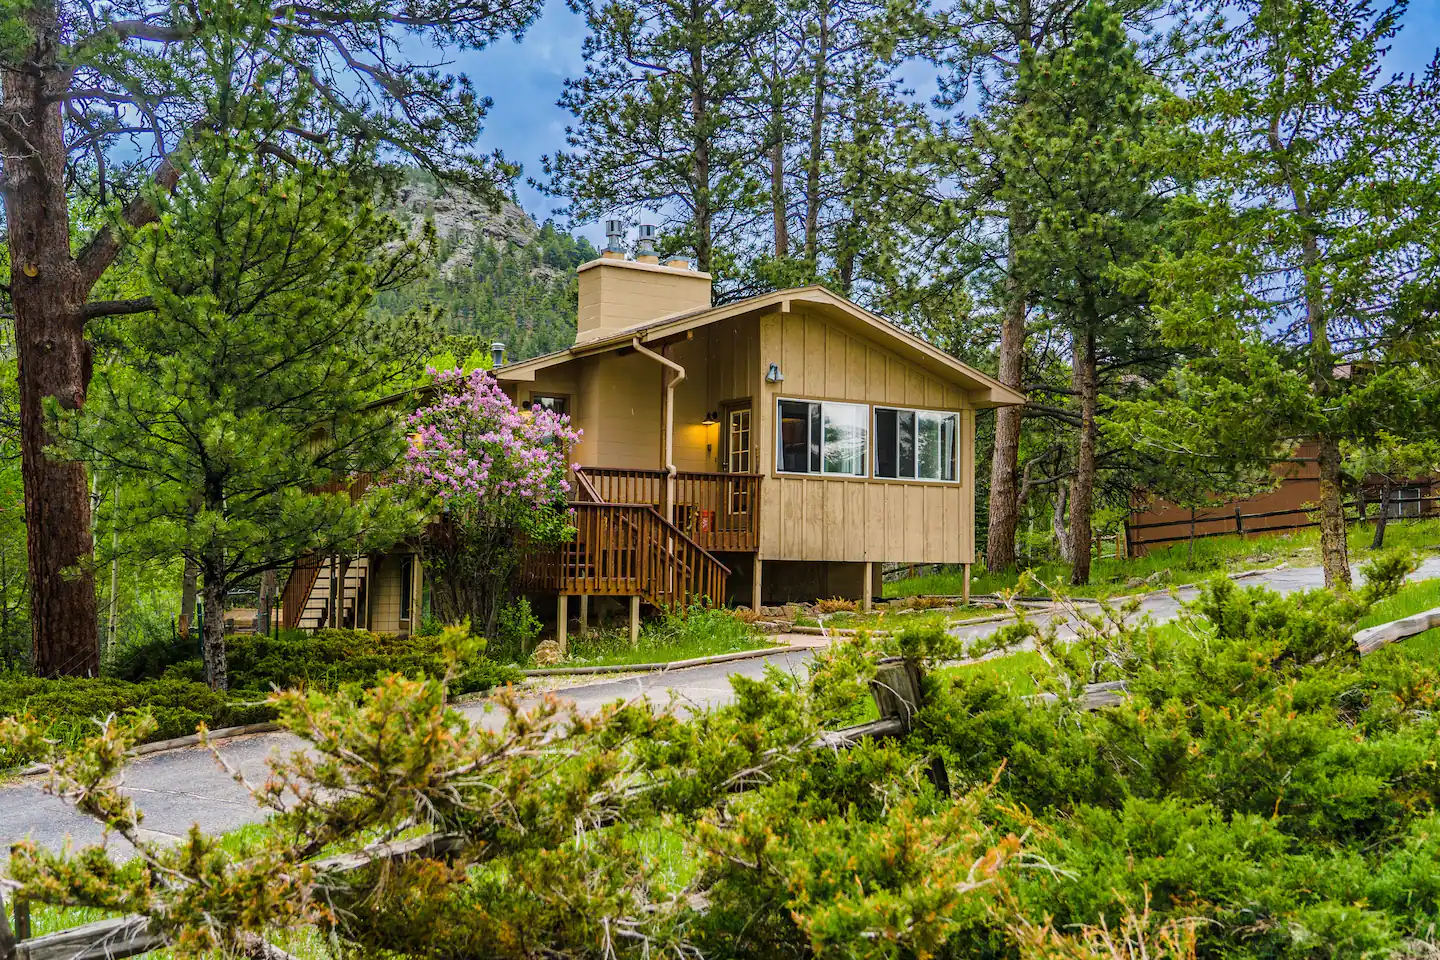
[4,557,1437,856]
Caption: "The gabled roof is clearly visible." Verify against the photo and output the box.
[495,286,1026,409]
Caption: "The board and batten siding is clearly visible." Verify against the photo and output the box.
[756,305,975,564]
[671,315,761,472]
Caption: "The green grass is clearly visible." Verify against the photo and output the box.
[822,606,1004,633]
[885,518,1440,601]
[935,651,1047,694]
[554,606,773,668]
[1357,576,1440,661]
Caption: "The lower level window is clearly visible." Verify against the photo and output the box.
[777,399,868,477]
[874,407,958,481]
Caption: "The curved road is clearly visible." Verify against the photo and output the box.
[4,557,1437,855]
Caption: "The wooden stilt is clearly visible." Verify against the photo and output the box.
[862,561,873,612]
[629,595,641,646]
[556,594,568,656]
[962,563,972,605]
[752,556,763,610]
[578,595,589,635]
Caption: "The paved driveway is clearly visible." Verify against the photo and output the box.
[4,558,1437,855]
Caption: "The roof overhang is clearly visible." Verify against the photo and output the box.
[494,286,1026,408]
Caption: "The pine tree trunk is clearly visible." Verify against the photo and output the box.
[769,56,788,259]
[688,3,713,274]
[1188,508,1197,564]
[1068,328,1098,586]
[802,8,829,264]
[1316,432,1351,588]
[2,26,101,677]
[1371,478,1390,550]
[1273,125,1349,590]
[180,556,199,639]
[257,569,277,635]
[200,571,228,690]
[986,233,1028,572]
[1052,482,1071,564]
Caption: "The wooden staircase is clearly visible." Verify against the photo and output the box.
[295,556,371,630]
[522,477,731,610]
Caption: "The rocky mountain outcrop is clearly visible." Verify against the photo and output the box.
[392,179,555,278]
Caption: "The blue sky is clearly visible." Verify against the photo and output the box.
[462,0,1440,245]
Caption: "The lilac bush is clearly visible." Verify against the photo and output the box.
[396,368,581,648]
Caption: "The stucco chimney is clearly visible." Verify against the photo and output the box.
[575,257,712,344]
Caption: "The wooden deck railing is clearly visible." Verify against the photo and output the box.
[522,501,730,609]
[577,467,760,553]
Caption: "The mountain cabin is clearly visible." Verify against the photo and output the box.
[280,248,1025,638]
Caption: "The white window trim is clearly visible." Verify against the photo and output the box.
[872,405,961,484]
[774,397,870,478]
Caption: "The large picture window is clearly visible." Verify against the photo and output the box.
[873,407,958,482]
[777,399,868,477]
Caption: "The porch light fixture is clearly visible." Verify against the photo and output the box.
[701,410,720,426]
[765,362,785,383]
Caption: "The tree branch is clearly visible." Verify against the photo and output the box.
[75,157,179,294]
[80,297,155,322]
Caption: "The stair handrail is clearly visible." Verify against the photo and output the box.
[570,500,731,577]
[571,467,603,503]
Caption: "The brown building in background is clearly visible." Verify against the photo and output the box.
[1126,442,1437,556]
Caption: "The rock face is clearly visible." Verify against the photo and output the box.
[391,179,549,278]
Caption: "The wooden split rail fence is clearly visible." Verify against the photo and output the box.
[6,606,1440,960]
[1128,492,1440,553]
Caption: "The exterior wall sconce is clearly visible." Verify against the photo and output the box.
[765,363,784,383]
[701,411,720,426]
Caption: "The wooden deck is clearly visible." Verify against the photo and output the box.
[576,466,761,553]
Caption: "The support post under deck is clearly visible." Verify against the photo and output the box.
[556,594,568,656]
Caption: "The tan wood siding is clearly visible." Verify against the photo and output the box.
[575,352,662,469]
[368,552,411,634]
[757,305,973,564]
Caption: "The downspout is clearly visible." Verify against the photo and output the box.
[632,337,685,524]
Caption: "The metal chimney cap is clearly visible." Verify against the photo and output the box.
[604,219,626,253]
[635,222,658,258]
[490,341,506,367]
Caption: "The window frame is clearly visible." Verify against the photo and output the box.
[871,405,961,484]
[774,397,871,479]
[528,393,570,416]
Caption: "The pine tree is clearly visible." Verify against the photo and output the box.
[545,0,770,277]
[906,0,1180,573]
[57,140,430,689]
[1134,0,1440,588]
[998,0,1178,585]
[0,0,545,676]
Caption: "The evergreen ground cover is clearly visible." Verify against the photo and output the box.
[15,566,1440,958]
[886,518,1440,600]
[1,629,519,771]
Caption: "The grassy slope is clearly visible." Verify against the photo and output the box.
[822,606,1005,633]
[886,518,1440,600]
[554,608,773,668]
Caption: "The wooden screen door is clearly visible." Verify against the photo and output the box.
[725,405,752,514]
[726,405,752,473]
